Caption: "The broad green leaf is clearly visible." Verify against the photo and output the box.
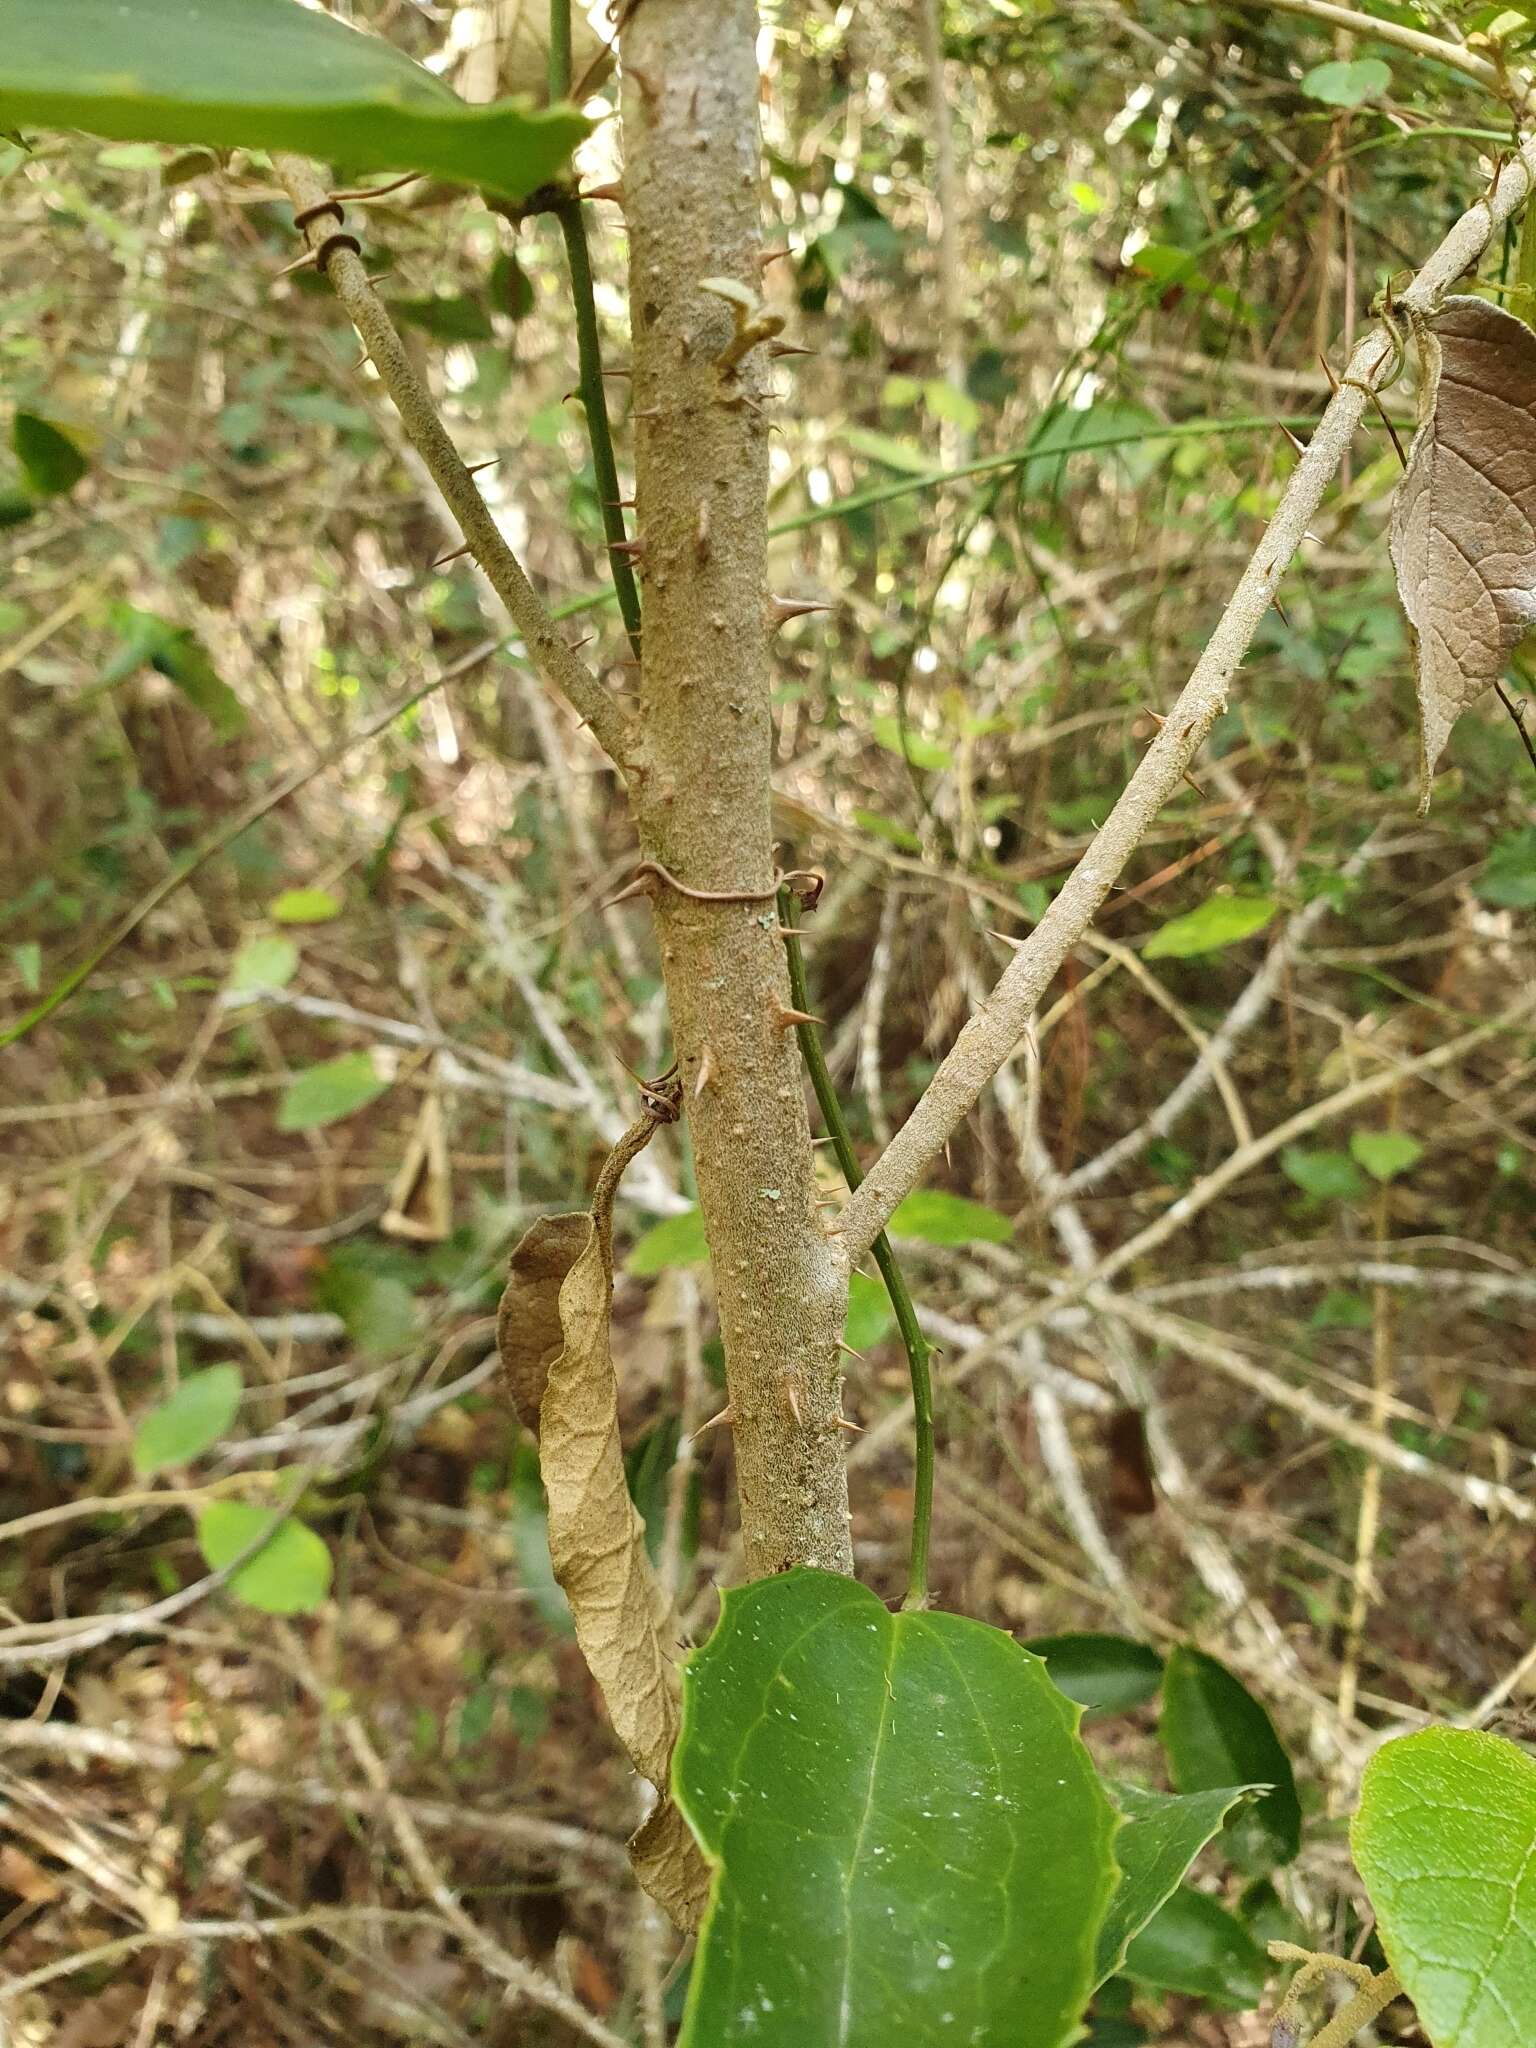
[150,626,246,738]
[1159,1647,1300,1873]
[844,1269,896,1352]
[889,1188,1014,1246]
[133,1364,243,1474]
[391,293,495,344]
[1281,1144,1366,1203]
[1353,1728,1536,2048]
[1301,58,1392,106]
[870,712,953,772]
[276,1051,389,1132]
[196,1501,332,1613]
[268,887,341,925]
[1095,1784,1259,1988]
[1143,896,1277,960]
[626,1206,710,1276]
[228,934,300,993]
[13,412,88,496]
[1121,1885,1267,2008]
[674,1569,1120,2047]
[1028,1633,1165,1718]
[1349,1129,1424,1182]
[0,0,587,204]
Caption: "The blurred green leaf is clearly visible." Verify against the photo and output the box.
[1144,896,1276,960]
[510,1438,573,1636]
[197,1501,332,1613]
[276,1051,389,1132]
[1301,58,1392,106]
[10,941,41,994]
[269,888,341,925]
[1349,1129,1424,1182]
[844,1270,896,1352]
[13,411,88,496]
[391,293,494,343]
[1478,828,1536,908]
[889,1188,1013,1246]
[1159,1646,1300,1873]
[1281,1145,1366,1203]
[870,712,952,772]
[0,0,587,203]
[133,1364,243,1473]
[228,934,300,992]
[626,1206,709,1276]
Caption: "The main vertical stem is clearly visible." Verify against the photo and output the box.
[619,1,853,1577]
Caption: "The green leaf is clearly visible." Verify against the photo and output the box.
[12,411,88,496]
[1028,1633,1165,1718]
[1349,1129,1424,1182]
[133,1364,243,1474]
[1159,1647,1300,1873]
[1143,896,1277,960]
[889,1188,1014,1246]
[626,1205,710,1276]
[1121,1885,1267,2008]
[1477,829,1536,908]
[228,933,300,992]
[1301,57,1392,106]
[1281,1144,1366,1203]
[149,626,246,738]
[268,887,341,925]
[1353,1728,1536,2048]
[276,1051,389,1132]
[196,1501,332,1613]
[1095,1784,1260,1988]
[0,0,588,204]
[391,293,495,344]
[674,1569,1120,2048]
[844,1270,895,1352]
[870,712,953,772]
[319,1266,419,1356]
[841,424,934,474]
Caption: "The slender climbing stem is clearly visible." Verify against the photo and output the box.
[778,888,935,1608]
[555,196,644,658]
[546,0,642,657]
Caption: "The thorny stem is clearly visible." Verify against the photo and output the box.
[778,888,935,1608]
[272,155,635,772]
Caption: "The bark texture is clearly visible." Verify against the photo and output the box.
[619,0,852,1576]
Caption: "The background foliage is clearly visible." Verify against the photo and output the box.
[2,1,1535,2041]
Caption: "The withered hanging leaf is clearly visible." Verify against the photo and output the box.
[1391,294,1536,807]
[630,1794,710,1934]
[497,1086,709,1927]
[497,1212,589,1432]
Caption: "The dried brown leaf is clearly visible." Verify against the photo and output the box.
[496,1212,589,1433]
[498,1088,709,1926]
[630,1795,711,1934]
[1392,294,1536,807]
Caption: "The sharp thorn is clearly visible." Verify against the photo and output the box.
[602,367,632,380]
[767,594,831,628]
[758,246,791,268]
[1277,423,1307,454]
[580,181,625,205]
[466,458,499,475]
[691,1403,734,1440]
[601,876,653,909]
[767,340,815,358]
[837,1341,865,1359]
[430,543,472,568]
[833,1416,865,1434]
[774,1006,822,1029]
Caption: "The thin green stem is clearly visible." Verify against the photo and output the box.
[778,887,934,1607]
[547,0,573,99]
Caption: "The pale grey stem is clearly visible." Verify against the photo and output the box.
[838,138,1536,1268]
